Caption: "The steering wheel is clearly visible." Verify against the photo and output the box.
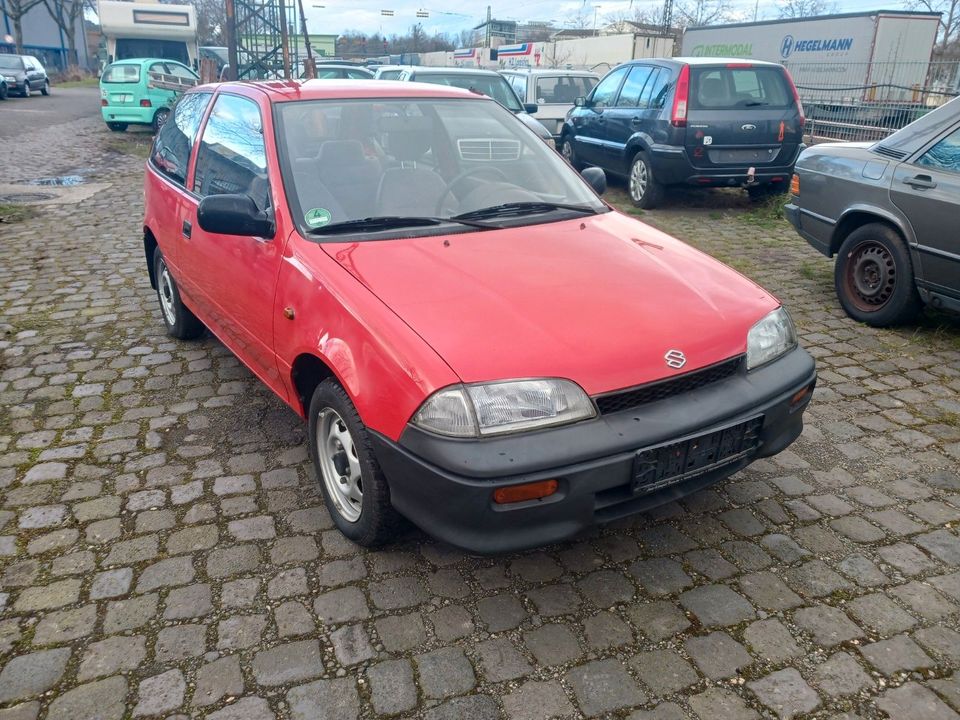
[435,166,509,215]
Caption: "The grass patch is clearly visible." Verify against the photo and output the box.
[106,135,152,159]
[741,192,789,229]
[0,203,38,224]
[799,261,832,283]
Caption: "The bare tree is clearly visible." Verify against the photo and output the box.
[565,2,596,31]
[778,0,836,18]
[192,0,226,45]
[6,0,46,53]
[674,0,733,28]
[911,0,960,50]
[43,0,84,64]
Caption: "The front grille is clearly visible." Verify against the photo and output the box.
[457,138,521,161]
[594,356,744,415]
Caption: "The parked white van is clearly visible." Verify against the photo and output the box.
[502,68,599,137]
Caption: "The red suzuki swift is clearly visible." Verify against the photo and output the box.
[144,80,816,553]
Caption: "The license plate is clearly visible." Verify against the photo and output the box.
[110,93,133,103]
[709,148,779,164]
[631,417,763,495]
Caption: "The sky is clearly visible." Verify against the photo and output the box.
[302,0,921,40]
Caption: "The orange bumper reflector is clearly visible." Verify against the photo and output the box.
[790,174,800,196]
[790,383,813,408]
[493,479,559,505]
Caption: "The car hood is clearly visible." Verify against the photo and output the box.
[321,212,779,395]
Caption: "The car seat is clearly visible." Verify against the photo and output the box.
[315,140,380,219]
[375,115,448,217]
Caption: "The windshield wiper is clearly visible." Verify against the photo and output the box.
[307,215,496,235]
[452,202,599,221]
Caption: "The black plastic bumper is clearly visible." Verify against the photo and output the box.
[650,145,801,187]
[371,347,816,554]
[785,202,832,257]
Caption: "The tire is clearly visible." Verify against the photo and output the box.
[20,81,30,98]
[40,80,49,96]
[834,223,921,327]
[153,247,204,339]
[308,378,401,547]
[107,122,128,132]
[0,83,7,100]
[561,136,582,170]
[152,108,170,133]
[628,152,663,209]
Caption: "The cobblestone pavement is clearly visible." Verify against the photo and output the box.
[1,111,960,720]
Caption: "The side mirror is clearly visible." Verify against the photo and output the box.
[581,166,606,196]
[523,102,538,114]
[197,194,274,237]
[574,96,586,107]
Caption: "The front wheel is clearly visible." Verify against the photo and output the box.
[153,248,204,339]
[561,137,582,170]
[834,223,921,327]
[0,83,7,101]
[308,379,401,547]
[152,108,170,133]
[628,152,663,209]
[107,122,128,132]
[40,81,49,96]
[20,81,30,98]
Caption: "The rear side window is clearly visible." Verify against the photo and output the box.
[617,66,653,107]
[508,75,528,100]
[690,67,791,110]
[535,75,595,104]
[194,94,270,211]
[103,64,141,83]
[150,92,213,186]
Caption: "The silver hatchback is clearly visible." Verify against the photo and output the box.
[786,96,960,326]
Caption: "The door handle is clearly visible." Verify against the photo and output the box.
[631,117,641,125]
[904,174,937,190]
[182,220,192,238]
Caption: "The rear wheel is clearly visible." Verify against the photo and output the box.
[628,152,663,209]
[40,80,49,96]
[153,248,204,339]
[308,379,401,547]
[107,122,128,132]
[834,223,921,327]
[152,108,170,133]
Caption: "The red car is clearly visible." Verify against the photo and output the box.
[143,80,816,553]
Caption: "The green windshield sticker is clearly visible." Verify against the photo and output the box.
[305,208,332,227]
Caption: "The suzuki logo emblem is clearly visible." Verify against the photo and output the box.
[741,123,757,131]
[664,349,687,369]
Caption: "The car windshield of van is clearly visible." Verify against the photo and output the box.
[413,74,523,111]
[535,76,597,104]
[689,67,790,109]
[275,97,606,239]
[0,56,23,70]
[102,64,141,83]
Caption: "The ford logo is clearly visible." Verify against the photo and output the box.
[741,123,757,131]
[664,349,687,369]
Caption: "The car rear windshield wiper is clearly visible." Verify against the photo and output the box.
[307,215,496,235]
[452,202,599,221]
[744,101,769,107]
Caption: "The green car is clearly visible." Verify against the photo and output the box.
[100,58,198,133]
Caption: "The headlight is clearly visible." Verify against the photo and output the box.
[747,307,797,370]
[412,379,596,437]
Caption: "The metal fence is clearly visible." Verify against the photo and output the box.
[784,60,960,142]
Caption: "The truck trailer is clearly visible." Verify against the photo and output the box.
[682,11,944,133]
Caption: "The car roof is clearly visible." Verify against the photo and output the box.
[208,79,486,103]
[108,58,185,66]
[404,66,500,76]
[501,68,598,76]
[668,57,785,68]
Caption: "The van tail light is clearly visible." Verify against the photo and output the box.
[784,68,805,131]
[140,99,152,107]
[790,174,800,196]
[101,98,108,106]
[671,64,690,128]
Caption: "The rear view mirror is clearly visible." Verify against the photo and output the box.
[524,102,539,114]
[198,194,274,237]
[574,96,586,107]
[580,167,606,196]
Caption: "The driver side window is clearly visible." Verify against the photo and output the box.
[590,67,628,109]
[917,126,960,174]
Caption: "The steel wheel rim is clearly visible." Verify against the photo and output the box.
[844,241,896,312]
[316,408,362,523]
[630,159,647,201]
[158,263,177,326]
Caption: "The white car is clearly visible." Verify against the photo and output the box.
[502,68,599,138]
[373,65,408,80]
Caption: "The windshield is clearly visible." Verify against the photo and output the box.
[413,73,523,112]
[275,97,606,239]
[0,56,22,70]
[102,64,141,83]
[535,75,597,104]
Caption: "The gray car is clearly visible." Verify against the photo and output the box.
[786,96,960,326]
[0,53,50,97]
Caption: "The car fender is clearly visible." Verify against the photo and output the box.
[625,132,654,159]
[833,202,917,256]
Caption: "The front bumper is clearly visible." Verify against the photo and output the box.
[650,145,802,187]
[785,202,832,257]
[372,346,816,554]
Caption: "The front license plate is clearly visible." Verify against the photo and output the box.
[631,417,763,495]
